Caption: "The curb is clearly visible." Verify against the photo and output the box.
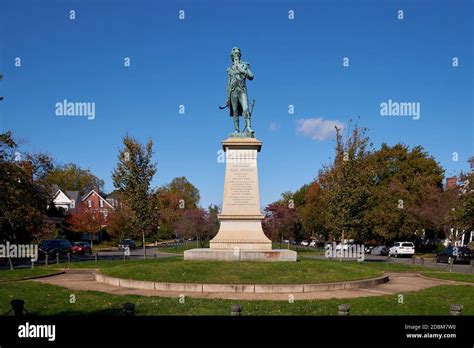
[94,273,389,294]
[154,252,183,256]
[417,273,474,286]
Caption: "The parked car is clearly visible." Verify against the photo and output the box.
[389,242,415,258]
[71,241,92,255]
[300,240,309,246]
[38,239,73,258]
[436,246,473,264]
[118,239,136,250]
[335,241,361,251]
[364,245,375,254]
[370,245,389,256]
[309,240,319,248]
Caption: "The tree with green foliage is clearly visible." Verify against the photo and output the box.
[267,124,466,246]
[318,125,375,241]
[364,143,444,242]
[206,204,220,239]
[112,135,157,255]
[159,176,200,209]
[299,181,326,240]
[456,172,474,231]
[154,176,200,240]
[106,203,137,242]
[445,171,474,241]
[46,163,104,195]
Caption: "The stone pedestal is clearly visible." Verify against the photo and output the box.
[184,137,297,262]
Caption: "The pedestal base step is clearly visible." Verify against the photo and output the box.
[184,248,297,262]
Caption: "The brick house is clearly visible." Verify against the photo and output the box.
[50,186,117,241]
[81,189,115,221]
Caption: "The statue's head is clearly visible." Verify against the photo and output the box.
[230,47,241,62]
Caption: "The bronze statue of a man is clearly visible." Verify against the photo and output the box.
[225,47,254,136]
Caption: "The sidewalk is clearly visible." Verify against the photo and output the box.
[30,269,471,301]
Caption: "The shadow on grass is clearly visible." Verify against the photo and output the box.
[8,308,123,316]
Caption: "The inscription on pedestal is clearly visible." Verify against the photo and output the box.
[228,165,256,207]
[222,148,261,215]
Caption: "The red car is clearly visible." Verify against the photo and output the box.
[71,241,92,255]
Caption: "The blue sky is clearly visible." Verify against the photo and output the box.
[1,0,473,208]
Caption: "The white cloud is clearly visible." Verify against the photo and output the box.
[296,118,344,141]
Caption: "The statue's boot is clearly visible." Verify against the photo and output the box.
[233,116,240,133]
[244,116,254,134]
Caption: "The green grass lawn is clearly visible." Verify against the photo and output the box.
[0,281,472,315]
[2,258,468,286]
[421,271,474,283]
[91,245,117,251]
[348,260,426,273]
[155,243,206,254]
[155,243,325,256]
[271,243,325,255]
[0,268,62,281]
[58,257,383,284]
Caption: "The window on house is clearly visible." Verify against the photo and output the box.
[100,200,104,208]
[88,200,92,208]
[71,201,75,208]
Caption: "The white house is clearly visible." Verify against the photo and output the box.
[50,185,80,214]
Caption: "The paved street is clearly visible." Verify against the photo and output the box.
[0,246,177,270]
[303,253,473,274]
[2,246,473,274]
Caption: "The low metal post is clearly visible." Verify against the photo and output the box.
[338,304,351,316]
[449,258,454,272]
[45,254,49,266]
[470,261,473,274]
[230,304,242,316]
[122,302,135,316]
[95,253,98,262]
[67,253,70,263]
[9,257,13,270]
[10,299,26,317]
[412,256,415,265]
[420,257,424,266]
[31,260,35,269]
[56,253,59,265]
[450,304,463,316]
